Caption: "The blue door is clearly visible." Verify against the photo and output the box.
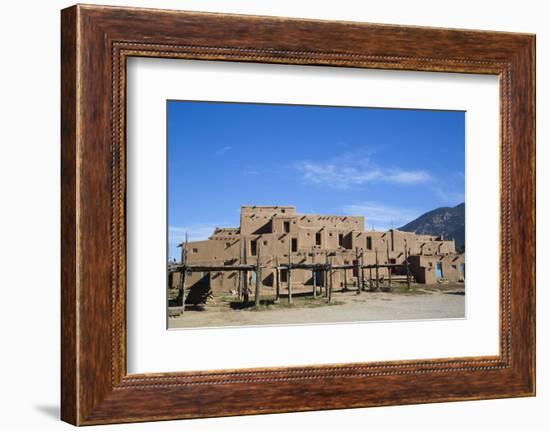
[436,262,443,278]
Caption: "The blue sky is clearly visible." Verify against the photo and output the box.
[168,100,465,260]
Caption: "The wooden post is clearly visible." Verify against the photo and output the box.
[405,241,411,289]
[243,239,249,303]
[178,233,188,312]
[328,255,333,303]
[344,263,348,291]
[360,248,365,291]
[312,248,317,298]
[355,247,361,294]
[237,238,243,299]
[288,238,293,304]
[275,256,280,302]
[236,268,241,299]
[324,252,329,297]
[387,240,392,290]
[254,241,261,307]
[369,267,373,290]
[375,248,380,291]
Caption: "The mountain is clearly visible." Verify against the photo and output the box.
[398,203,465,251]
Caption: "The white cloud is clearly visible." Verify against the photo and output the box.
[215,145,233,156]
[168,224,218,244]
[429,173,465,205]
[385,170,432,184]
[342,202,423,231]
[242,169,259,176]
[295,153,432,190]
[431,186,465,205]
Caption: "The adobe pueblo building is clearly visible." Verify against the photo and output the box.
[169,205,465,306]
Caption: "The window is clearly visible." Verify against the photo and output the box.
[192,248,198,253]
[291,238,298,252]
[338,233,344,246]
[263,240,268,246]
[366,237,372,250]
[283,221,290,233]
[435,262,443,278]
[315,232,321,246]
[225,242,231,248]
[250,240,257,256]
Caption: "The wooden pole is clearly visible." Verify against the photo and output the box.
[178,232,188,312]
[312,248,317,298]
[178,244,184,306]
[237,238,243,299]
[369,267,373,290]
[387,240,392,290]
[254,241,261,307]
[324,252,329,297]
[328,255,333,303]
[236,269,241,300]
[355,247,361,294]
[243,239,249,303]
[275,256,280,302]
[375,247,380,291]
[405,241,411,289]
[344,262,348,291]
[360,248,365,292]
[288,238,293,304]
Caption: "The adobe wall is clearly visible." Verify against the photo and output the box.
[173,205,463,297]
[408,254,465,284]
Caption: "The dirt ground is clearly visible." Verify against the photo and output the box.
[168,283,465,329]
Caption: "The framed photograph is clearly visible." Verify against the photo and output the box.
[61,4,535,425]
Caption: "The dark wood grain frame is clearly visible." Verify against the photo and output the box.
[61,4,535,426]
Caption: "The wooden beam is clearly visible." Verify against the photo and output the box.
[328,255,333,303]
[275,256,280,302]
[355,247,361,295]
[169,262,405,273]
[243,239,249,303]
[360,248,365,292]
[178,233,187,312]
[343,262,348,291]
[375,247,380,291]
[312,248,317,298]
[288,238,292,304]
[254,241,261,307]
[237,237,243,299]
[387,240,392,290]
[178,264,256,272]
[369,267,373,290]
[324,252,329,298]
[405,241,411,289]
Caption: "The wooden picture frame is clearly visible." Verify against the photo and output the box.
[61,4,535,425]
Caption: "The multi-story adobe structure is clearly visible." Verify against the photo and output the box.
[169,205,465,301]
